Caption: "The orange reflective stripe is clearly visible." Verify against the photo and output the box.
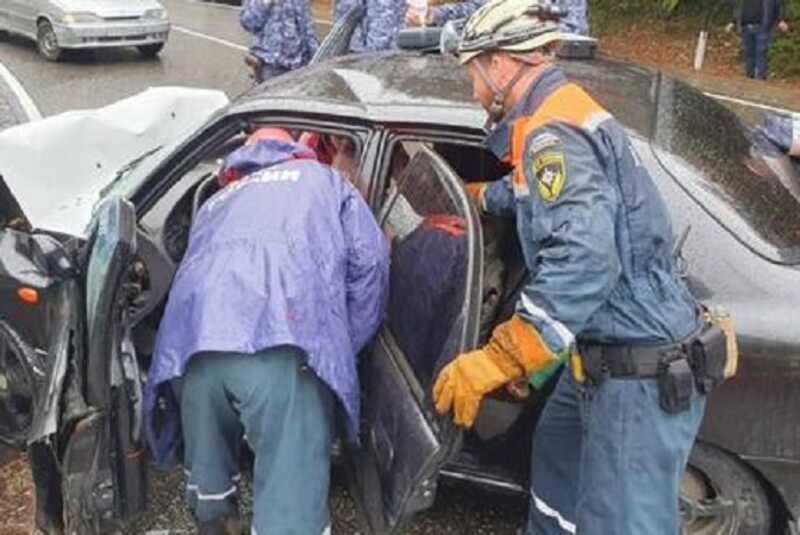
[510,83,608,181]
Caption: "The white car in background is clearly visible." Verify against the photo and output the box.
[0,0,170,61]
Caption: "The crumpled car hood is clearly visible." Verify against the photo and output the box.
[0,87,229,237]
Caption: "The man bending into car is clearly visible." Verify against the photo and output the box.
[143,128,389,535]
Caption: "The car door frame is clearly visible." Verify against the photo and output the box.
[346,129,485,533]
[59,196,147,533]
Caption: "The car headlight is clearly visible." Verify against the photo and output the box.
[62,12,101,24]
[143,9,168,20]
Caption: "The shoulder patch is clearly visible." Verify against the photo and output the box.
[532,152,566,203]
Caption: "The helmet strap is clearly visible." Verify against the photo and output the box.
[474,58,530,124]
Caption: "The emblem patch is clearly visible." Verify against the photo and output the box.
[532,152,566,203]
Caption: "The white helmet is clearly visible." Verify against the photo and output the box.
[457,0,565,64]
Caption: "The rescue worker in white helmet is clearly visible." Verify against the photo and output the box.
[433,1,715,533]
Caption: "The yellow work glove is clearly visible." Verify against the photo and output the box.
[433,315,560,427]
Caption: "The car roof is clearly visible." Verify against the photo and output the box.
[231,52,484,130]
[229,51,662,138]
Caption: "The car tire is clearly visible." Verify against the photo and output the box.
[680,442,772,535]
[36,20,62,61]
[137,43,164,58]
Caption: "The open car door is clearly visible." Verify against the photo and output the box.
[349,146,483,533]
[61,197,147,533]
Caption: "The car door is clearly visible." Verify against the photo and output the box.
[60,196,147,533]
[349,146,483,533]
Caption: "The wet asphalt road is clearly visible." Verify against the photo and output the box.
[0,0,330,116]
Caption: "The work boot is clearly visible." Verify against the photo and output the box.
[197,513,242,535]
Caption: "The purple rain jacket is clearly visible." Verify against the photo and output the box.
[143,139,390,467]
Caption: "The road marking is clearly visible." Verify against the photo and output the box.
[704,91,798,115]
[0,62,42,121]
[172,19,332,53]
[172,25,249,51]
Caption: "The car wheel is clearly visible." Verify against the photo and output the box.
[36,20,62,61]
[137,43,164,58]
[680,442,772,535]
[0,321,36,446]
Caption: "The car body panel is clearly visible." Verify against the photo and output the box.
[0,0,170,48]
[0,87,229,237]
[231,52,485,130]
[61,196,146,531]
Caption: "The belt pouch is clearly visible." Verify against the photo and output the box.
[690,325,726,394]
[658,356,694,414]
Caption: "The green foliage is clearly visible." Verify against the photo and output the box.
[770,31,800,78]
[589,0,800,79]
[770,0,800,79]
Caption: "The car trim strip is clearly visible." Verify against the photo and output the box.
[521,293,575,348]
[532,491,577,534]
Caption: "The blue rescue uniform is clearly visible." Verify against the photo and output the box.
[431,0,589,35]
[334,0,408,52]
[240,0,319,79]
[476,66,705,535]
[145,139,389,534]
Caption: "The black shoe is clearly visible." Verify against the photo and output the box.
[197,514,242,535]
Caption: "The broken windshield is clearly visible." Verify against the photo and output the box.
[99,145,163,200]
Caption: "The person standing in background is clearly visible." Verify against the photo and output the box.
[726,0,789,79]
[240,0,319,82]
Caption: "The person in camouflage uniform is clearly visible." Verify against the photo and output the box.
[408,0,589,35]
[240,0,319,81]
[334,0,408,52]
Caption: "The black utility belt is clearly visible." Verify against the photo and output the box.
[577,322,727,414]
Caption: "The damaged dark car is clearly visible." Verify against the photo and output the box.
[1,20,800,535]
